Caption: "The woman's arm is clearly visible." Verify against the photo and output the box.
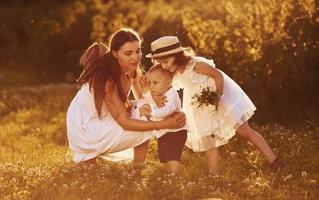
[131,70,144,99]
[104,81,185,132]
[193,61,224,94]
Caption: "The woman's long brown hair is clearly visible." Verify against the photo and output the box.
[77,28,141,118]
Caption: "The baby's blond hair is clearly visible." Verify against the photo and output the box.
[148,64,173,80]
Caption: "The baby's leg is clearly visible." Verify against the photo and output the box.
[133,139,150,168]
[130,99,152,168]
[205,148,219,175]
[164,161,180,174]
[158,130,187,174]
[236,122,276,163]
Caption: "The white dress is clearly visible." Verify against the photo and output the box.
[66,83,153,163]
[173,57,256,152]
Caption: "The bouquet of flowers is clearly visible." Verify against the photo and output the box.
[192,86,223,138]
[191,86,220,110]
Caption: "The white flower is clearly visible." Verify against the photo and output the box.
[230,152,236,156]
[301,171,307,177]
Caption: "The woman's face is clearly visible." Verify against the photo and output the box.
[113,41,142,72]
[155,56,178,73]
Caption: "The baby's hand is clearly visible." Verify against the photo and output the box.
[139,75,150,93]
[139,103,152,120]
[151,93,167,107]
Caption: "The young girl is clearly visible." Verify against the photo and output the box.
[146,36,285,175]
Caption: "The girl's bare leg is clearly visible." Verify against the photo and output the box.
[236,122,276,163]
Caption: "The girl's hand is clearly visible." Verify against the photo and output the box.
[139,75,150,93]
[151,93,167,107]
[164,111,186,129]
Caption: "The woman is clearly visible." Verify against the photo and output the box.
[66,28,186,166]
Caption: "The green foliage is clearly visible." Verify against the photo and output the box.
[0,0,318,124]
[0,84,318,199]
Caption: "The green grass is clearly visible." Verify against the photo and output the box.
[0,84,318,200]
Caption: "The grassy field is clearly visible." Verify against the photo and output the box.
[0,84,318,200]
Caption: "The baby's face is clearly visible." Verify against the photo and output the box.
[147,70,171,95]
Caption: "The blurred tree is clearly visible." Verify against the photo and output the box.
[0,0,318,124]
[0,0,91,83]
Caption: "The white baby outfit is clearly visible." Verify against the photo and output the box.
[131,88,187,138]
[173,57,256,152]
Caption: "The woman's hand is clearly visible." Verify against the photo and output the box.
[151,93,167,107]
[163,111,186,129]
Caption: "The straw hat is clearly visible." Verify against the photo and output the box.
[146,36,186,58]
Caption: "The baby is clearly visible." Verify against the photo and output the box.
[139,64,187,174]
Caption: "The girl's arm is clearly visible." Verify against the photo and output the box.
[193,61,224,94]
[104,81,185,132]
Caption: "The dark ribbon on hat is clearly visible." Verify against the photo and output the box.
[152,42,181,55]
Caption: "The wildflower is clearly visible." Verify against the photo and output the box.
[80,184,86,190]
[211,174,219,179]
[17,159,23,165]
[283,174,293,182]
[63,184,68,189]
[301,171,307,177]
[230,152,236,156]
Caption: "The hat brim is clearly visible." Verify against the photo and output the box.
[145,47,187,58]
